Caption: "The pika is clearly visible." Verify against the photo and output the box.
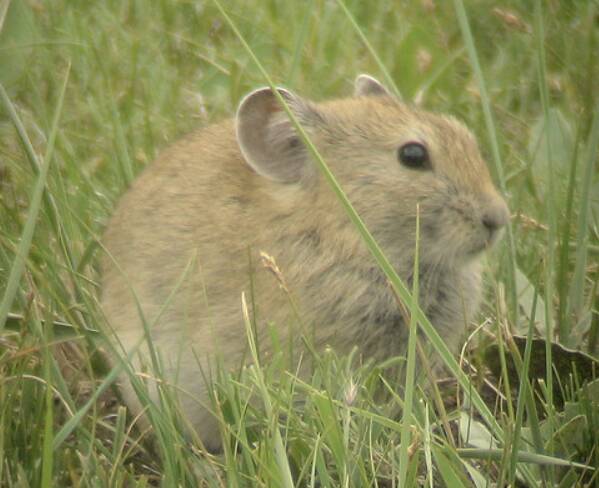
[101,75,509,451]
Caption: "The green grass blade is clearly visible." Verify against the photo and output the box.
[509,288,540,485]
[433,446,468,487]
[312,394,346,477]
[4,312,99,338]
[241,292,294,488]
[533,3,557,484]
[416,46,466,101]
[452,0,518,326]
[41,315,54,487]
[459,448,594,471]
[335,0,401,98]
[287,0,314,86]
[52,355,122,450]
[52,247,197,451]
[398,206,420,486]
[569,107,599,318]
[451,1,505,187]
[0,64,70,333]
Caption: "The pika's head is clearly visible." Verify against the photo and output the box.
[236,75,509,267]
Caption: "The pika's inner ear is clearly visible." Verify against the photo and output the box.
[236,87,320,184]
[354,74,392,98]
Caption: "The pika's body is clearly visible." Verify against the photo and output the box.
[101,75,508,450]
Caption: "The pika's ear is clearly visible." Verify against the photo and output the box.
[354,74,392,97]
[236,87,320,184]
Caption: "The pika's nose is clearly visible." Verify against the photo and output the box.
[481,198,510,235]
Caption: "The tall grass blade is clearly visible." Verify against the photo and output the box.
[433,447,467,487]
[452,0,518,326]
[459,448,593,470]
[0,64,70,333]
[335,0,401,98]
[509,288,541,485]
[52,356,122,450]
[533,3,557,484]
[241,292,294,488]
[451,1,505,187]
[569,108,599,319]
[287,0,314,86]
[41,315,54,487]
[53,247,197,451]
[398,205,420,486]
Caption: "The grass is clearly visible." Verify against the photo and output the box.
[1,0,598,486]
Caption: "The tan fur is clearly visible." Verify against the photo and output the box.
[100,76,509,451]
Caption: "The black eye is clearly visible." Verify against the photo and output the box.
[398,142,430,169]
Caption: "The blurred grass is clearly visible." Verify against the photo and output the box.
[0,0,597,485]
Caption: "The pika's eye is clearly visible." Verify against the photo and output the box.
[398,142,430,169]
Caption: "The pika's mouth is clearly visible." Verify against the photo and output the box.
[463,234,498,260]
[466,228,504,259]
[486,225,505,248]
[465,246,486,260]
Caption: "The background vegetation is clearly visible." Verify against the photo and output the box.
[0,0,597,486]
